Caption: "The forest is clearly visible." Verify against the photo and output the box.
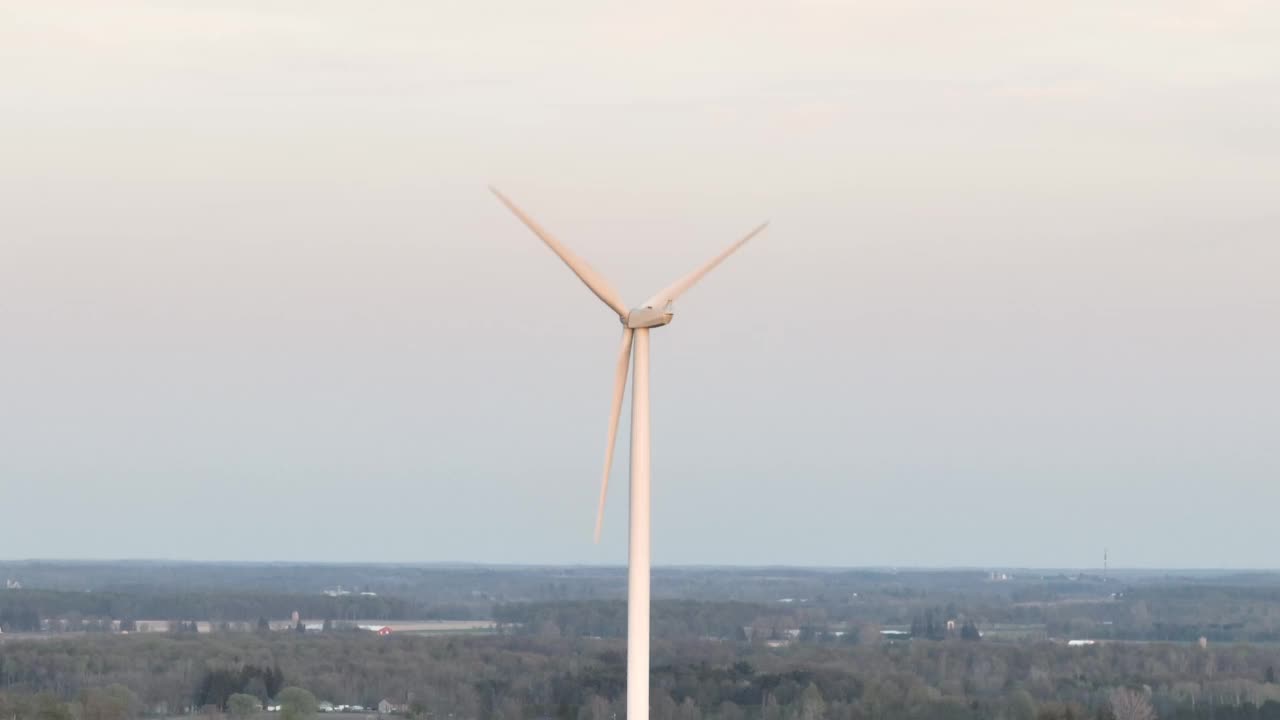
[4,562,1280,720]
[2,630,1280,720]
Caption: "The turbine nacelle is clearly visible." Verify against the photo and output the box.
[624,306,673,329]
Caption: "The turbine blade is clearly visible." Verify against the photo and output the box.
[490,186,630,318]
[643,221,769,309]
[594,327,633,543]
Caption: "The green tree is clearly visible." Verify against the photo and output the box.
[33,693,74,720]
[798,683,826,720]
[717,702,745,720]
[1108,689,1155,720]
[0,694,22,720]
[277,688,318,720]
[1036,702,1086,720]
[1005,690,1036,720]
[651,691,678,720]
[244,678,270,704]
[80,685,139,720]
[576,695,610,720]
[228,694,261,719]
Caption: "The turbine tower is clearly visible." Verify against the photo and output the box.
[491,187,766,719]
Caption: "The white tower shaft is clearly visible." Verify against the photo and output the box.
[627,328,651,720]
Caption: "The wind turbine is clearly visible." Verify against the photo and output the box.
[491,186,767,720]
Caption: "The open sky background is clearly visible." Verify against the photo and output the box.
[2,1,1277,567]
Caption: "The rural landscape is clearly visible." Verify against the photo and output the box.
[3,562,1280,720]
[5,2,1276,720]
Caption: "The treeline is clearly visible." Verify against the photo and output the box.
[1062,586,1280,644]
[193,665,285,709]
[0,562,1123,608]
[3,631,1280,719]
[0,562,631,606]
[9,564,1280,645]
[0,589,476,631]
[495,601,787,640]
[499,601,1007,643]
[494,589,1280,644]
[495,600,958,642]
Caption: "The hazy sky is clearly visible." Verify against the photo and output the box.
[2,1,1277,568]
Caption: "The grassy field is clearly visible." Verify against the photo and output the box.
[371,619,496,635]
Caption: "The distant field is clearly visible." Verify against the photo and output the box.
[121,619,498,635]
[366,619,496,635]
[163,714,380,720]
[978,623,1050,641]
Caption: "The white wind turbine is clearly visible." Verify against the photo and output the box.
[491,186,767,720]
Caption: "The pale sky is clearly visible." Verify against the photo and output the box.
[1,1,1277,568]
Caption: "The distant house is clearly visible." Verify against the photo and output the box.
[358,624,393,636]
[378,700,398,715]
[1067,639,1096,647]
[318,702,335,713]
